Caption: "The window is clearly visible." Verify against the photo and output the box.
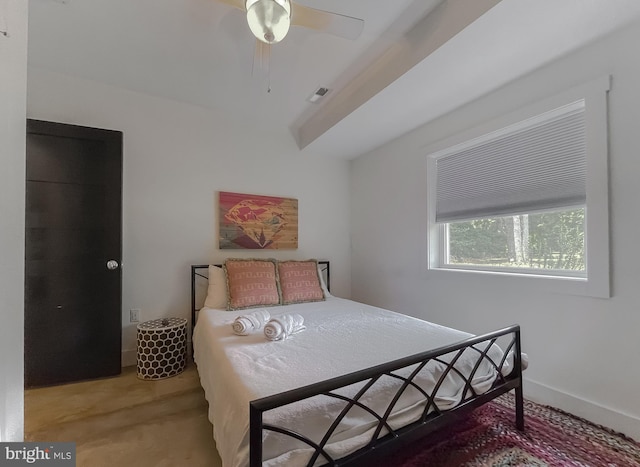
[427,77,610,297]
[446,208,585,275]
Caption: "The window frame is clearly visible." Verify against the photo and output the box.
[426,76,610,298]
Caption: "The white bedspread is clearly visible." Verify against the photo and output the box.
[193,297,509,467]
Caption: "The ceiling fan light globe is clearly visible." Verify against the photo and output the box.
[246,0,291,44]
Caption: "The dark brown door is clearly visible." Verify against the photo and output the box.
[25,119,123,387]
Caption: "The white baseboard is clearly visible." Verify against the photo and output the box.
[524,378,640,442]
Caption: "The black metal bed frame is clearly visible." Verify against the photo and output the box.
[190,261,523,467]
[190,261,330,342]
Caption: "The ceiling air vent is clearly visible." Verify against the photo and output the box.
[307,87,330,103]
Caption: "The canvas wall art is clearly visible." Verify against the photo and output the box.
[219,191,298,250]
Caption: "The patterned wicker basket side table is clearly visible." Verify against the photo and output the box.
[137,317,187,380]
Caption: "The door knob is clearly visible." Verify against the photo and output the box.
[106,260,119,270]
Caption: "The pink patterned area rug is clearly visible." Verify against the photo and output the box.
[371,393,640,467]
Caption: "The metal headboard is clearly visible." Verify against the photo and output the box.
[190,261,330,339]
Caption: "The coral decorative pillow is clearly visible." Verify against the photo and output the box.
[224,259,280,311]
[278,260,325,305]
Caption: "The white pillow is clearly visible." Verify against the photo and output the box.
[204,265,227,309]
[318,264,332,297]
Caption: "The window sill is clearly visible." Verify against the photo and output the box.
[426,266,608,299]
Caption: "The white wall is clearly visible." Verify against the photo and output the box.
[0,0,27,442]
[27,69,352,365]
[351,21,640,439]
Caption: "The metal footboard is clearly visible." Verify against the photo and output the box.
[249,325,523,466]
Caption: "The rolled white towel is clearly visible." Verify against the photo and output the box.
[264,314,306,341]
[232,309,271,336]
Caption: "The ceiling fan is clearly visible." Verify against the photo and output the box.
[215,0,365,44]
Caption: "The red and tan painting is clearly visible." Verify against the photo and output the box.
[219,191,298,250]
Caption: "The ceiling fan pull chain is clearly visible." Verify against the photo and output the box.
[251,44,256,77]
[267,43,271,93]
[250,40,271,93]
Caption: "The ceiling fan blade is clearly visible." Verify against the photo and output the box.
[291,3,364,40]
[214,0,246,11]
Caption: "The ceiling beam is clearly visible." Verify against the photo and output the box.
[294,0,504,151]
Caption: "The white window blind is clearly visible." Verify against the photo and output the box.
[435,100,586,223]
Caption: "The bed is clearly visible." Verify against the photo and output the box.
[191,260,524,467]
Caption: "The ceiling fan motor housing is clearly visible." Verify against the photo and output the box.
[246,0,291,44]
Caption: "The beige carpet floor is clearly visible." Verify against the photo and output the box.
[24,364,222,467]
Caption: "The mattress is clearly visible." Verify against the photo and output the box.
[193,297,511,467]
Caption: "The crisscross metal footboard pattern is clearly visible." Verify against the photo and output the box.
[249,325,523,466]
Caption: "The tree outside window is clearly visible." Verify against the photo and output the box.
[447,208,585,272]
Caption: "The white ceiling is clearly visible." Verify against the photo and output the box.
[27,0,640,160]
